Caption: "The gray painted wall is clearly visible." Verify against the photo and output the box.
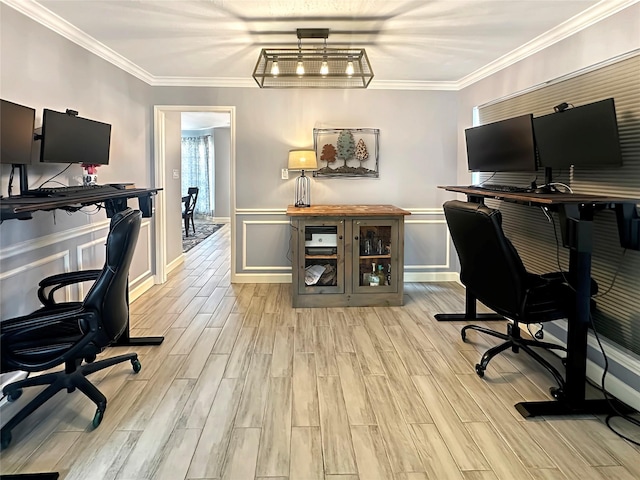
[214,127,231,218]
[152,87,458,275]
[0,5,154,313]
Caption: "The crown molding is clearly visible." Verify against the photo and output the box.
[4,0,636,91]
[150,76,257,88]
[2,0,155,85]
[456,0,638,89]
[369,80,458,91]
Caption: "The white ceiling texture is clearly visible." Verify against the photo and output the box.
[4,0,635,89]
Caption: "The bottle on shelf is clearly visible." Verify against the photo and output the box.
[386,264,391,286]
[378,263,385,286]
[369,263,380,286]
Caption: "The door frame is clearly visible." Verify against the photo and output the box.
[153,105,236,284]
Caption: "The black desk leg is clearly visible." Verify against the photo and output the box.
[435,289,503,321]
[113,328,164,346]
[514,208,634,418]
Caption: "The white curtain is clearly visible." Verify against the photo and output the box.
[181,135,214,216]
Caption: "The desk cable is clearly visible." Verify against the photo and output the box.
[543,206,639,446]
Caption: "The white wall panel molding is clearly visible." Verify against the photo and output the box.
[76,235,107,298]
[404,219,451,270]
[0,219,110,259]
[0,251,70,281]
[236,208,287,216]
[0,251,71,301]
[402,208,444,216]
[242,220,291,271]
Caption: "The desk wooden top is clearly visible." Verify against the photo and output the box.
[439,185,638,206]
[286,204,411,217]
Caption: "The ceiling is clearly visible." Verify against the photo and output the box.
[7,0,632,89]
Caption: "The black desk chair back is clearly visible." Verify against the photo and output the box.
[182,186,199,237]
[0,208,143,449]
[443,200,578,395]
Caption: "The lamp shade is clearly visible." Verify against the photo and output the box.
[288,149,317,171]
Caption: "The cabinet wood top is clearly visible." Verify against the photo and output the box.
[286,205,411,217]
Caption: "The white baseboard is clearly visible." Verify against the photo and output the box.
[129,276,155,303]
[404,272,460,283]
[230,271,460,284]
[211,216,230,223]
[166,255,185,275]
[232,273,292,283]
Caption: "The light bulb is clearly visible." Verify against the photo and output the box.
[345,61,354,76]
[296,61,305,76]
[270,60,279,76]
[320,61,329,76]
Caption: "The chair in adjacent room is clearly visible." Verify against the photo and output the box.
[0,208,143,449]
[182,186,199,237]
[442,200,584,396]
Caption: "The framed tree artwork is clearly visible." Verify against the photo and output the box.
[313,128,379,178]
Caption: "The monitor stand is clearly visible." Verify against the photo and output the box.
[534,167,562,194]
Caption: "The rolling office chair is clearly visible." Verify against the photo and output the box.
[0,208,143,449]
[182,186,199,237]
[442,200,590,396]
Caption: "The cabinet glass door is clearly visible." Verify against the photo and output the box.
[298,220,344,295]
[353,219,398,293]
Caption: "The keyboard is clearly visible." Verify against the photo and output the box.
[471,184,531,193]
[24,184,120,197]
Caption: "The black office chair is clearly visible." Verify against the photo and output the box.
[443,200,585,395]
[182,187,199,237]
[0,208,143,449]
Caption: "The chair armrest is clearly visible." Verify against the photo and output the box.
[38,270,101,306]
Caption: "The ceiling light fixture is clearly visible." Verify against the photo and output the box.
[253,28,373,89]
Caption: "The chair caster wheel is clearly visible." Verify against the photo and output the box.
[550,387,565,400]
[6,389,22,402]
[92,408,105,429]
[475,364,485,378]
[131,358,142,374]
[1,430,11,450]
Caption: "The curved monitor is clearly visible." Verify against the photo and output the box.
[465,114,537,172]
[1,99,35,165]
[40,109,111,165]
[534,98,622,169]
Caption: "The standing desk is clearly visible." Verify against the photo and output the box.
[438,185,640,417]
[0,187,163,346]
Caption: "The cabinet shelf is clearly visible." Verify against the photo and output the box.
[359,254,391,259]
[305,254,338,259]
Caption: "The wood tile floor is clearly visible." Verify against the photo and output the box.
[1,223,639,479]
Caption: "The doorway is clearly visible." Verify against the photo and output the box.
[153,105,236,284]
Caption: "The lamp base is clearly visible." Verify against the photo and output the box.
[294,172,311,208]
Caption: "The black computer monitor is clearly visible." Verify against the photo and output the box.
[465,114,537,172]
[1,99,36,165]
[40,109,111,165]
[534,98,622,169]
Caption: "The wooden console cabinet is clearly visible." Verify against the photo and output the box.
[287,205,410,308]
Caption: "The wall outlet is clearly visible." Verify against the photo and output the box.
[281,168,289,180]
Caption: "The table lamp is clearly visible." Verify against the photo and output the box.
[288,149,317,207]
